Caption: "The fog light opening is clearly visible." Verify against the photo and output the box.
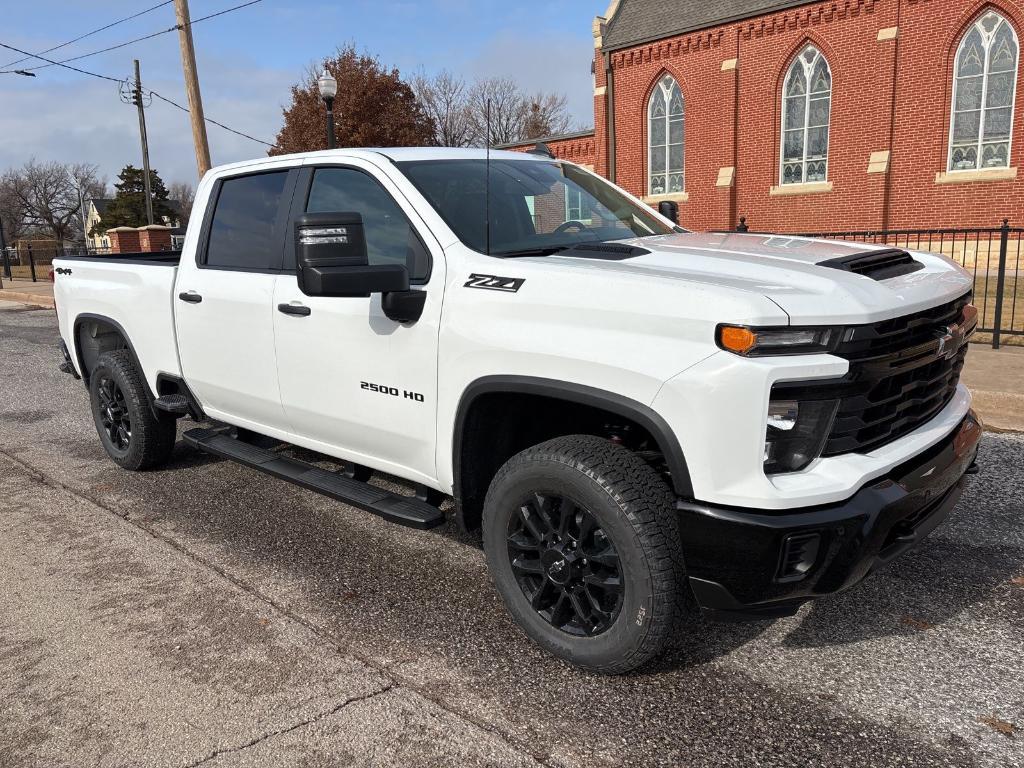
[775,532,821,583]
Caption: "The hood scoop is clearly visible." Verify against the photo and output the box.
[560,242,651,260]
[818,248,924,281]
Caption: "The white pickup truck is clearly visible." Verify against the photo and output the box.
[53,147,981,673]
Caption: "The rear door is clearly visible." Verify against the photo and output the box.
[175,165,298,433]
[272,159,445,485]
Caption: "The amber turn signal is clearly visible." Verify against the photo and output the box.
[718,326,757,354]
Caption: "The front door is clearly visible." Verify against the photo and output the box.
[273,161,445,486]
[175,167,296,433]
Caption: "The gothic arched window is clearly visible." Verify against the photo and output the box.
[780,45,832,185]
[949,11,1019,171]
[648,75,684,195]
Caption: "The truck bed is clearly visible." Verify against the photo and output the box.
[52,253,183,390]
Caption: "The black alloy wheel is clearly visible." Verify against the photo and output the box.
[507,492,623,636]
[96,375,132,451]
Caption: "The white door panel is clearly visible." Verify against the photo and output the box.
[176,270,287,429]
[273,277,443,483]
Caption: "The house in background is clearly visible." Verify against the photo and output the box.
[502,0,1023,233]
[85,198,182,251]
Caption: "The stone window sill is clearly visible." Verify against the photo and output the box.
[643,192,689,204]
[934,167,1017,184]
[769,181,834,197]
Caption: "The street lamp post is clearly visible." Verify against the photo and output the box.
[317,69,338,149]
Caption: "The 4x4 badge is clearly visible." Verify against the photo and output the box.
[464,273,525,293]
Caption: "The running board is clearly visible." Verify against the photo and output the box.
[183,427,446,530]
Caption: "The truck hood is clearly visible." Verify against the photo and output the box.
[539,232,974,325]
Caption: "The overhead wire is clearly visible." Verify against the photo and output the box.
[21,0,264,73]
[0,1,172,69]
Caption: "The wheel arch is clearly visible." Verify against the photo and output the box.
[73,313,154,402]
[452,375,693,532]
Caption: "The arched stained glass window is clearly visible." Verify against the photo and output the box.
[949,11,1019,171]
[780,45,832,185]
[648,75,684,195]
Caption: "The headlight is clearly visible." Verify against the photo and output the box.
[717,324,838,356]
[764,398,839,474]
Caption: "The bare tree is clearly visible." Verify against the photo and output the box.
[4,160,103,247]
[168,181,195,226]
[463,78,575,146]
[411,69,473,147]
[466,77,528,146]
[0,173,27,245]
[522,92,573,140]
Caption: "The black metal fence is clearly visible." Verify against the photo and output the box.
[734,217,1022,349]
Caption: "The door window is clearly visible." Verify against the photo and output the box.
[205,171,289,270]
[306,168,430,281]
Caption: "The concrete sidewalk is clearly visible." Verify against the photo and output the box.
[1,283,1020,430]
[0,277,55,308]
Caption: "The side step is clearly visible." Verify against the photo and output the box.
[182,427,446,530]
[154,394,191,415]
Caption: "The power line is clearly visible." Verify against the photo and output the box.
[0,41,123,82]
[149,89,277,149]
[22,0,264,73]
[0,1,172,69]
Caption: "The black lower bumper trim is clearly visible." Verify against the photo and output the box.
[678,411,982,621]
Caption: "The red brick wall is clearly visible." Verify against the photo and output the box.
[506,133,598,166]
[598,0,1024,233]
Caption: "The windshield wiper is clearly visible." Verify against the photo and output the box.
[495,246,571,258]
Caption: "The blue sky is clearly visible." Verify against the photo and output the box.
[0,0,599,186]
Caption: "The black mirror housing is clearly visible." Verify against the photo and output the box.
[296,212,409,297]
[658,200,679,225]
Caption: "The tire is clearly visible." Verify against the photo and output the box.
[483,435,687,674]
[89,350,177,471]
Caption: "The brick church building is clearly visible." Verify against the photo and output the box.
[503,0,1023,233]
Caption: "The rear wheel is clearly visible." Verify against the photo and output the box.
[89,350,176,470]
[483,435,687,674]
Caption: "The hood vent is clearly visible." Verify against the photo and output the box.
[560,243,650,260]
[818,248,924,281]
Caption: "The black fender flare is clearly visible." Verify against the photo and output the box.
[72,313,155,403]
[452,375,694,499]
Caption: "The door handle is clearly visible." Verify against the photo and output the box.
[178,291,203,304]
[277,303,311,317]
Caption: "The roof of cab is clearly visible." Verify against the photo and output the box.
[205,146,554,177]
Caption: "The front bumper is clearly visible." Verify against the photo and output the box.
[678,411,982,621]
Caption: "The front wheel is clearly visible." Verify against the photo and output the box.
[483,435,687,674]
[89,350,177,470]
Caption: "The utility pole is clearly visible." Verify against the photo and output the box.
[0,215,11,279]
[173,0,212,177]
[132,59,155,226]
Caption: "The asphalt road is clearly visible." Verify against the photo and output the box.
[1,301,1022,768]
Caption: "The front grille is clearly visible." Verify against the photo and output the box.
[775,292,973,456]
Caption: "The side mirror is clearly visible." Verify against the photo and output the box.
[294,211,426,324]
[657,200,679,225]
[296,212,408,297]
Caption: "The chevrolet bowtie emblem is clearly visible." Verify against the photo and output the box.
[935,322,965,360]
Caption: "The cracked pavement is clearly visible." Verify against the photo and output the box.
[1,302,1022,767]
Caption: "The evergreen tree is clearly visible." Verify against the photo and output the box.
[91,165,175,235]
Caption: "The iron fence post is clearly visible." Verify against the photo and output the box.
[991,218,1010,350]
[28,243,37,282]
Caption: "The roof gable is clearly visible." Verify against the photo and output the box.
[602,0,819,51]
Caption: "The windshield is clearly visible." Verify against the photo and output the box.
[396,158,675,256]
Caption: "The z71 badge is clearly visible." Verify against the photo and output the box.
[464,273,525,293]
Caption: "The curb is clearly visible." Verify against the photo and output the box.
[0,291,55,309]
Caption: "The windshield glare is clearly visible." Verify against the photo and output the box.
[396,159,674,256]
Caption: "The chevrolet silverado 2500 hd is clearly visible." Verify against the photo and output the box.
[53,148,981,673]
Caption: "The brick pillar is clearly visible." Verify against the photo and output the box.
[138,225,172,252]
[106,228,141,254]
